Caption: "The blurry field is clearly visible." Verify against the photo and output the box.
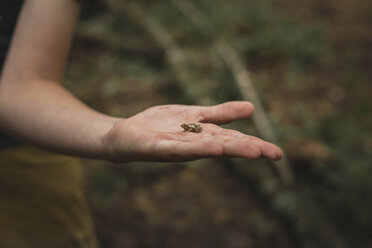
[65,0,372,247]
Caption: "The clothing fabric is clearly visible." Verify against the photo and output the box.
[0,146,99,248]
[0,1,99,247]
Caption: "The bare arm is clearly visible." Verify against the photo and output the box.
[0,0,283,162]
[0,0,119,159]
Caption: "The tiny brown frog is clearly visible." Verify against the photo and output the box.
[181,123,202,133]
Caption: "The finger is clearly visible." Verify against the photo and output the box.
[219,129,246,138]
[221,136,282,160]
[216,130,283,160]
[172,128,283,161]
[222,138,262,159]
[176,132,262,159]
[210,134,282,160]
[198,101,254,125]
[249,138,283,161]
[152,139,223,161]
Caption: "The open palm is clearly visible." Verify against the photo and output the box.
[105,101,283,162]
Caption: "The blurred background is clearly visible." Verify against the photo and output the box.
[65,0,372,247]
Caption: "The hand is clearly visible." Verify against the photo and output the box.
[104,101,283,162]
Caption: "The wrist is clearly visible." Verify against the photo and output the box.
[99,117,126,162]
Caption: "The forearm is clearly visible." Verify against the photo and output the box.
[0,80,122,159]
[0,0,120,159]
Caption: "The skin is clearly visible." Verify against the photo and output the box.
[0,0,283,163]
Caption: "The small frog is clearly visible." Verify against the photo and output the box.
[181,123,202,133]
